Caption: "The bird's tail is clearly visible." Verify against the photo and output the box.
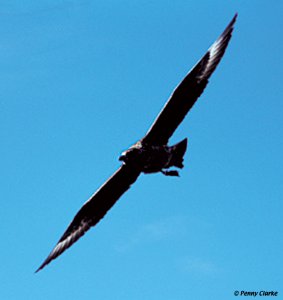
[170,138,188,168]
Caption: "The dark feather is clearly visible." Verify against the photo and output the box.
[36,164,140,272]
[142,13,237,145]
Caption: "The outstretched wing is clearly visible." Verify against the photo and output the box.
[36,164,141,272]
[142,14,237,146]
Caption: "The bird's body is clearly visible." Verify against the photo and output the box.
[119,138,187,175]
[36,14,237,272]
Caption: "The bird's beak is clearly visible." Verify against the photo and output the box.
[119,152,127,162]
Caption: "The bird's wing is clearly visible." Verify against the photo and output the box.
[36,164,141,272]
[142,14,237,146]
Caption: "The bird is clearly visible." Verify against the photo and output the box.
[36,13,237,272]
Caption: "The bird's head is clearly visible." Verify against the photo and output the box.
[119,150,129,163]
[119,142,143,164]
[119,148,138,163]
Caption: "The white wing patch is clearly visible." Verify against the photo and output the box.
[36,219,92,272]
[199,14,237,82]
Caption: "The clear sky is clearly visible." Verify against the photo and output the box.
[1,1,282,299]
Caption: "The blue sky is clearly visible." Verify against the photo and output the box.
[1,1,282,299]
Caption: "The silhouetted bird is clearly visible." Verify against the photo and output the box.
[36,14,237,272]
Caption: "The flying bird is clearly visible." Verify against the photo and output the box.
[36,14,237,272]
